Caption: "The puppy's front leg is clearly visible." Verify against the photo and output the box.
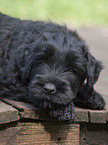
[50,102,75,122]
[74,84,105,109]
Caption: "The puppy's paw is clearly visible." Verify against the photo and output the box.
[75,84,106,109]
[91,91,106,109]
[50,102,75,122]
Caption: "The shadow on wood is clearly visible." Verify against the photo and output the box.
[0,122,79,145]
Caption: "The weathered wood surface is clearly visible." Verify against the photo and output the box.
[2,99,58,121]
[80,123,108,145]
[0,122,79,145]
[0,97,108,145]
[89,110,107,123]
[2,97,108,123]
[75,107,88,122]
[2,98,89,122]
[0,101,19,124]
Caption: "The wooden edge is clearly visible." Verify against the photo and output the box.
[88,110,107,123]
[2,98,108,123]
[2,98,37,111]
[75,107,88,122]
[2,99,89,122]
[2,99,62,121]
[0,101,20,124]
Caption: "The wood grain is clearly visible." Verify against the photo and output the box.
[75,107,88,122]
[3,99,58,121]
[3,99,89,122]
[3,98,108,123]
[89,110,107,123]
[0,101,19,124]
[0,122,79,145]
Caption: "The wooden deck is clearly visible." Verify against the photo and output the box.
[0,97,108,145]
[0,98,108,124]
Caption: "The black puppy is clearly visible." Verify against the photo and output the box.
[0,13,105,121]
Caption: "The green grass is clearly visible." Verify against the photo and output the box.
[0,0,108,26]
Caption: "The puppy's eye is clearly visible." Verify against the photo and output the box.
[43,45,55,56]
[66,67,77,74]
[40,46,55,62]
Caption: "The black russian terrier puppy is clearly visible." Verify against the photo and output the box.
[0,13,105,121]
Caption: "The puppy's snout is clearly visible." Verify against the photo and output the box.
[44,83,56,94]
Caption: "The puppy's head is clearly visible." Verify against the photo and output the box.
[23,41,86,109]
[21,29,103,110]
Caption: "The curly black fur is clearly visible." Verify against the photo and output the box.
[0,13,105,121]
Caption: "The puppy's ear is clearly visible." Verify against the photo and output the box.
[85,50,103,91]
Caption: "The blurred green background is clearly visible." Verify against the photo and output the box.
[0,0,108,27]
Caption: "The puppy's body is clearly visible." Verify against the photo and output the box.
[0,13,105,121]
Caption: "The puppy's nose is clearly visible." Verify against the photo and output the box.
[44,83,56,94]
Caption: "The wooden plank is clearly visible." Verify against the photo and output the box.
[75,107,88,122]
[2,99,56,121]
[0,101,20,124]
[89,110,107,123]
[3,99,89,122]
[3,98,108,123]
[3,98,37,111]
[0,122,79,145]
